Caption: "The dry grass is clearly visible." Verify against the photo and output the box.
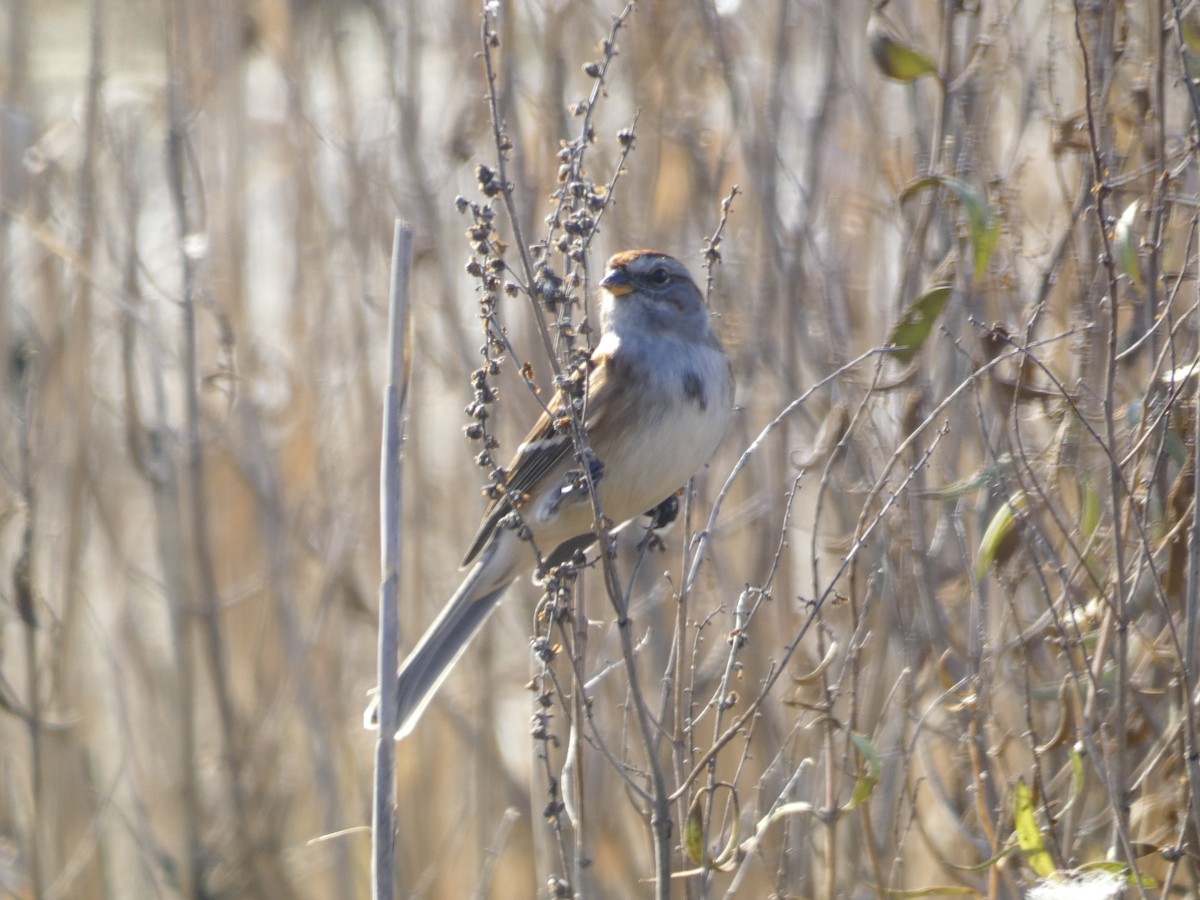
[2,0,1200,897]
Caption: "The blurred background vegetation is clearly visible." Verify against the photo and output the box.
[3,0,1200,897]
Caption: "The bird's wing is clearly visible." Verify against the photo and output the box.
[460,355,617,566]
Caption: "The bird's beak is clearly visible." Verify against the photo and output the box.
[600,268,634,296]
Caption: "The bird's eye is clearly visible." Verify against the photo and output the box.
[648,266,670,286]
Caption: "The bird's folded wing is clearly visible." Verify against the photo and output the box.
[460,356,616,566]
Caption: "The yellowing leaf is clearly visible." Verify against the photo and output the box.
[1113,199,1144,292]
[683,785,741,871]
[888,285,952,365]
[1014,779,1056,878]
[918,455,1017,500]
[902,176,999,283]
[976,491,1026,578]
[1080,481,1100,544]
[1064,746,1085,814]
[684,792,705,865]
[847,732,882,810]
[1078,479,1102,579]
[868,12,938,82]
[946,845,1018,873]
[1182,6,1200,53]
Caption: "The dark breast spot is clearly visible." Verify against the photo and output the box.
[683,371,707,410]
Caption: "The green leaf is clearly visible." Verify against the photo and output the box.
[847,732,882,810]
[868,12,939,82]
[946,844,1018,873]
[888,285,952,365]
[684,785,742,871]
[1182,6,1200,53]
[1080,481,1100,544]
[1014,779,1056,877]
[902,176,1000,283]
[1066,746,1085,811]
[1079,480,1102,579]
[1113,199,1144,292]
[684,792,705,865]
[975,492,1026,578]
[918,455,1016,500]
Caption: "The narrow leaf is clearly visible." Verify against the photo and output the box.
[1034,677,1075,754]
[709,786,742,871]
[917,455,1016,500]
[867,12,938,82]
[1058,745,1086,817]
[1014,779,1056,877]
[1077,860,1157,887]
[947,844,1019,873]
[1113,199,1144,291]
[902,176,999,282]
[847,732,882,810]
[684,792,705,865]
[975,492,1026,577]
[1080,481,1100,544]
[684,785,742,871]
[888,285,952,364]
[1182,6,1200,53]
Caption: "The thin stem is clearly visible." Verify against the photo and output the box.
[1070,3,1142,885]
[372,221,413,900]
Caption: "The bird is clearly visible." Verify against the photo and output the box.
[368,249,734,739]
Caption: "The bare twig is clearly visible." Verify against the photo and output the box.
[1071,3,1142,885]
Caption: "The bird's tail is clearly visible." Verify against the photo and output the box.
[366,538,519,738]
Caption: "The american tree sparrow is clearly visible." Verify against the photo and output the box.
[369,249,734,738]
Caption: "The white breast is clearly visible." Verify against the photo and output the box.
[594,332,733,524]
[521,326,733,558]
